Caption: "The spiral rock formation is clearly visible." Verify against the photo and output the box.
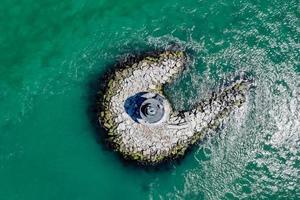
[99,51,253,165]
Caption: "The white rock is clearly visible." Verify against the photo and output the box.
[149,84,156,90]
[118,123,126,131]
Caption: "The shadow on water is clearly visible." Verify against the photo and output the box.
[85,44,208,171]
[124,92,147,123]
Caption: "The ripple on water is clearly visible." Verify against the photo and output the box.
[146,12,299,197]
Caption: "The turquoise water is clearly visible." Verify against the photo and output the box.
[0,0,299,199]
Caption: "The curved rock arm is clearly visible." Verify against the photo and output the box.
[100,51,253,165]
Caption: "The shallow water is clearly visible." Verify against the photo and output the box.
[0,0,299,199]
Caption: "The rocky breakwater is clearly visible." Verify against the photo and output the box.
[99,51,253,165]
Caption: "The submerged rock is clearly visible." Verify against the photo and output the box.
[99,51,253,165]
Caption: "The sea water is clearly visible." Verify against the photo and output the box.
[0,0,299,199]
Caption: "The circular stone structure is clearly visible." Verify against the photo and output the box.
[99,51,253,165]
[138,93,169,125]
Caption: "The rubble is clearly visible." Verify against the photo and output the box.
[98,51,252,165]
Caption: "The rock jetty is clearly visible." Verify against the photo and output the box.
[99,51,252,165]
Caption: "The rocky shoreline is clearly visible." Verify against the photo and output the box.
[98,51,253,165]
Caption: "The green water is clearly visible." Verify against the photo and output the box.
[0,0,299,199]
